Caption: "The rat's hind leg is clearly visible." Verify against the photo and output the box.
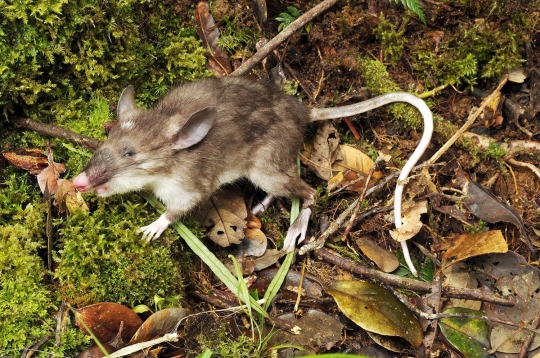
[249,165,316,252]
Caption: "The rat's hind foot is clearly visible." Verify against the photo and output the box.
[140,213,171,241]
[282,207,312,253]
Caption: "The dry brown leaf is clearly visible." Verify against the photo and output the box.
[354,236,399,273]
[441,230,508,269]
[128,308,187,344]
[333,145,382,179]
[303,122,341,180]
[2,148,50,174]
[194,188,247,246]
[75,302,143,344]
[442,262,482,311]
[389,200,427,242]
[195,1,232,76]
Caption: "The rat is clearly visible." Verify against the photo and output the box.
[73,76,432,252]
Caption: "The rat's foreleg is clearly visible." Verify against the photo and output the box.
[140,213,172,241]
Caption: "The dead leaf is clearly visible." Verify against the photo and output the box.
[442,262,482,311]
[441,230,508,269]
[458,176,534,255]
[194,188,247,246]
[128,308,187,344]
[302,122,341,180]
[268,309,343,353]
[76,344,116,358]
[251,249,285,271]
[439,307,490,357]
[252,0,267,27]
[75,302,143,344]
[332,145,383,180]
[195,1,232,76]
[325,280,423,349]
[55,179,89,214]
[472,252,540,354]
[2,148,50,174]
[389,200,427,242]
[354,236,399,273]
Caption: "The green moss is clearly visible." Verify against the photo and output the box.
[359,57,423,130]
[54,194,185,307]
[0,204,53,351]
[0,0,209,121]
[373,14,408,65]
[411,20,525,87]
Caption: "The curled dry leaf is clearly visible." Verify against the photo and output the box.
[194,188,247,247]
[55,179,89,214]
[325,280,423,349]
[441,230,508,270]
[75,302,143,344]
[2,148,50,174]
[354,236,399,273]
[389,200,427,242]
[128,308,187,344]
[195,1,232,76]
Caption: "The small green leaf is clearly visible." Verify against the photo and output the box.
[439,307,490,358]
[132,304,152,314]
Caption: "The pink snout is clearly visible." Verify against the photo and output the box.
[73,172,91,192]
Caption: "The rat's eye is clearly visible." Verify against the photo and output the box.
[123,151,134,158]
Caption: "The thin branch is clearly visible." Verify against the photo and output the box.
[9,117,102,151]
[231,0,340,76]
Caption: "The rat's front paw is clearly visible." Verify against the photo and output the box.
[140,214,171,241]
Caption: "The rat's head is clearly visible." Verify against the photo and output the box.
[73,85,217,197]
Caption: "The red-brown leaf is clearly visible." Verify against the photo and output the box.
[75,302,143,344]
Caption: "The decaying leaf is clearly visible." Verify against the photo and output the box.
[194,188,247,246]
[128,308,187,344]
[441,230,508,269]
[471,253,540,354]
[76,344,117,358]
[301,122,341,180]
[75,302,143,344]
[251,249,285,271]
[325,280,423,349]
[195,1,232,76]
[354,236,399,273]
[55,178,89,213]
[439,307,490,358]
[2,148,50,174]
[389,200,427,242]
[268,309,343,353]
[442,262,482,311]
[456,172,534,255]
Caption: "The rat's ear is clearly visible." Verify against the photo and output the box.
[117,85,138,121]
[171,106,217,149]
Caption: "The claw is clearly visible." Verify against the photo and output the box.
[283,207,312,253]
[139,214,171,241]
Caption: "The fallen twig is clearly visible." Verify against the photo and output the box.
[231,0,340,76]
[428,75,508,164]
[9,117,102,151]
